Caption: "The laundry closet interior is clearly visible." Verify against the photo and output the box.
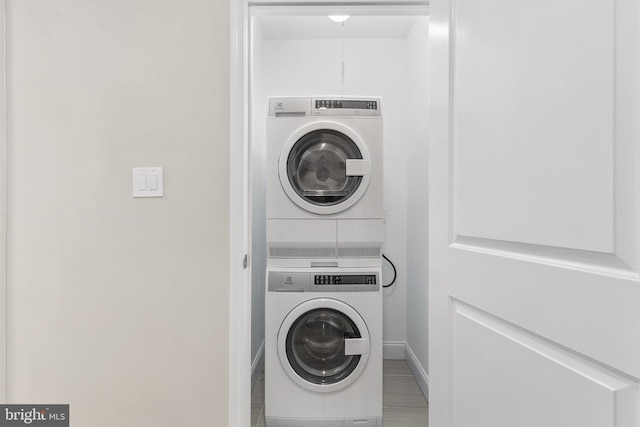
[248,4,430,423]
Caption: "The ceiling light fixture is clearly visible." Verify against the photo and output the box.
[328,15,350,23]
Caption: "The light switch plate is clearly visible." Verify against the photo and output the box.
[133,167,164,198]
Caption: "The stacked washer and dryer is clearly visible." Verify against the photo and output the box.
[265,96,384,427]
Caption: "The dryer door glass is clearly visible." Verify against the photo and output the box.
[286,308,361,385]
[287,130,363,206]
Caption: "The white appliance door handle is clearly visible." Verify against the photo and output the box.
[346,159,371,176]
[344,338,370,355]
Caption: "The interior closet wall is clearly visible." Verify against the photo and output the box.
[405,16,430,391]
[250,19,268,384]
[250,17,429,363]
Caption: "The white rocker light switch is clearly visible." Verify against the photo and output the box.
[133,167,164,198]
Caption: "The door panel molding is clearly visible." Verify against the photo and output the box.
[613,0,640,271]
[447,0,640,272]
[453,299,640,384]
[452,299,639,427]
[452,236,638,280]
[449,0,620,254]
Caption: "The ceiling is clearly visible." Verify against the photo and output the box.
[256,16,419,40]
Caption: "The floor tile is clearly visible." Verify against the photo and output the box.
[251,371,265,427]
[256,409,266,427]
[251,404,264,427]
[251,372,265,408]
[383,374,428,408]
[383,360,413,376]
[383,406,429,427]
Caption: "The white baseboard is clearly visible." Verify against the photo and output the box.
[251,340,265,390]
[383,341,406,360]
[405,344,429,402]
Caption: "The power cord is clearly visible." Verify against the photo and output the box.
[382,254,397,288]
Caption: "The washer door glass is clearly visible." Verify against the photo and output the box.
[287,129,363,207]
[286,308,361,385]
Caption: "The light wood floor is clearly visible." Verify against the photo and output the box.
[251,359,429,427]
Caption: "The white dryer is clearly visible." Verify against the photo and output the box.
[265,266,383,427]
[267,97,383,267]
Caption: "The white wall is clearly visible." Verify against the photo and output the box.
[0,1,6,403]
[6,1,230,425]
[250,18,267,380]
[405,16,430,388]
[252,32,415,348]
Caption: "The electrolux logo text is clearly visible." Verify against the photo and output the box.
[0,405,68,427]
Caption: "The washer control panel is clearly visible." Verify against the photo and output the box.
[268,271,380,292]
[314,274,377,285]
[313,97,381,117]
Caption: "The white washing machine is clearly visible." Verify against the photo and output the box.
[265,266,383,427]
[267,97,383,267]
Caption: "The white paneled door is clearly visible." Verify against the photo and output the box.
[429,0,640,425]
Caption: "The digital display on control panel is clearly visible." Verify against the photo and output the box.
[316,100,377,110]
[314,275,377,285]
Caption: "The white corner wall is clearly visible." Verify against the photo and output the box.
[6,1,230,425]
[405,16,430,394]
[250,18,267,383]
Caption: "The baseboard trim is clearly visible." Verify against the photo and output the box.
[383,341,406,360]
[251,340,265,390]
[405,344,429,402]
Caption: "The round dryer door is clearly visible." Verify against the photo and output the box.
[279,122,372,215]
[277,298,370,393]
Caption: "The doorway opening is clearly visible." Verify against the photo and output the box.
[246,4,430,426]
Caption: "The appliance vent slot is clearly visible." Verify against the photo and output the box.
[269,243,336,259]
[337,243,382,258]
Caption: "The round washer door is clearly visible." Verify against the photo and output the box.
[277,298,371,393]
[279,122,372,215]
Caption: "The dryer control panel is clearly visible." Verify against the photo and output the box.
[269,97,382,117]
[268,271,380,292]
